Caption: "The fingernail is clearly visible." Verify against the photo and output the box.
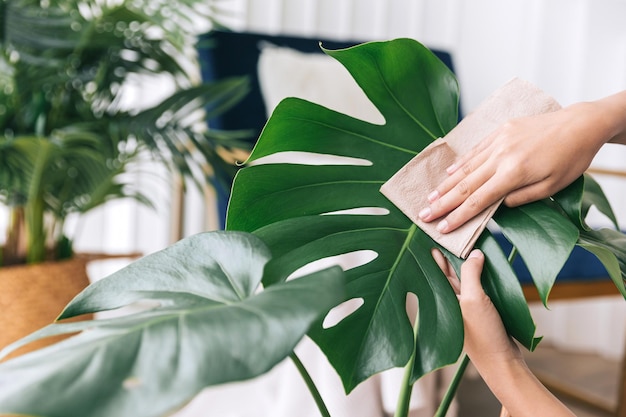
[446,163,457,174]
[468,249,482,259]
[436,219,449,233]
[427,190,439,202]
[418,207,431,220]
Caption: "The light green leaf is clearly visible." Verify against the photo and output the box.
[0,231,346,417]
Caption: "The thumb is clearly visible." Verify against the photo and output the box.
[460,249,486,298]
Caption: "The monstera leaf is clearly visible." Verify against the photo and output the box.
[554,175,626,296]
[227,38,626,392]
[0,231,345,417]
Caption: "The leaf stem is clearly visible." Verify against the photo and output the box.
[433,354,470,417]
[394,348,416,417]
[289,352,332,417]
[507,246,518,264]
[394,299,420,417]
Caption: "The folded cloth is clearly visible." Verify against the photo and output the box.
[380,77,562,258]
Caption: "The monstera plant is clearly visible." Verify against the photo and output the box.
[0,38,625,417]
[228,37,626,386]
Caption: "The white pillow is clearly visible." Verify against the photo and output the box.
[257,43,385,125]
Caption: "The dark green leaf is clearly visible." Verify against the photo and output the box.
[552,174,619,230]
[582,174,619,228]
[227,38,538,392]
[494,201,579,306]
[444,232,541,351]
[578,228,626,298]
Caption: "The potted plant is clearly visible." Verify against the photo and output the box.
[0,38,624,417]
[0,0,250,352]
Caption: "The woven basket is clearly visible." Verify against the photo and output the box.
[0,256,92,360]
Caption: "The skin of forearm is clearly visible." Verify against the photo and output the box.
[475,356,577,417]
[585,90,626,146]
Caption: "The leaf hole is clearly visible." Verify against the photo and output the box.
[405,292,419,327]
[250,151,372,166]
[322,207,389,216]
[94,299,162,319]
[123,376,142,389]
[287,250,378,280]
[322,297,364,329]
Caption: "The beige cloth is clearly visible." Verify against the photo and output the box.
[380,77,561,258]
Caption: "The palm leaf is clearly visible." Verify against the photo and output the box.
[1,0,251,261]
[118,78,251,189]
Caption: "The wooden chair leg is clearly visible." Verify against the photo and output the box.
[617,335,626,417]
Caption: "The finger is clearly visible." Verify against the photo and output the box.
[448,273,461,295]
[446,133,495,176]
[431,249,461,294]
[436,168,524,233]
[503,178,557,207]
[428,144,492,204]
[427,170,508,233]
[431,248,449,274]
[420,161,495,224]
[459,249,485,299]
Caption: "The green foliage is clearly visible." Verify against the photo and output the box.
[0,231,346,417]
[0,37,624,417]
[0,0,250,264]
[226,38,626,392]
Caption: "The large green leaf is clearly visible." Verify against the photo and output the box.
[493,201,579,306]
[0,231,345,417]
[578,228,626,297]
[582,174,620,228]
[227,38,541,391]
[553,174,626,298]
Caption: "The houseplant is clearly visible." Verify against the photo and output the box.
[0,0,250,349]
[0,38,625,417]
[0,0,250,265]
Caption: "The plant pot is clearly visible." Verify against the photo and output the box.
[0,256,92,360]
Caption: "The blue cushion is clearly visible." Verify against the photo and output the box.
[198,30,461,139]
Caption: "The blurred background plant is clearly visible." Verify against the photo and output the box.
[0,0,250,265]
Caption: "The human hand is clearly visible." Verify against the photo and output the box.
[432,248,577,417]
[419,104,607,233]
[431,248,521,365]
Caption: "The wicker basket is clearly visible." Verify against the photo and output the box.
[0,256,92,360]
